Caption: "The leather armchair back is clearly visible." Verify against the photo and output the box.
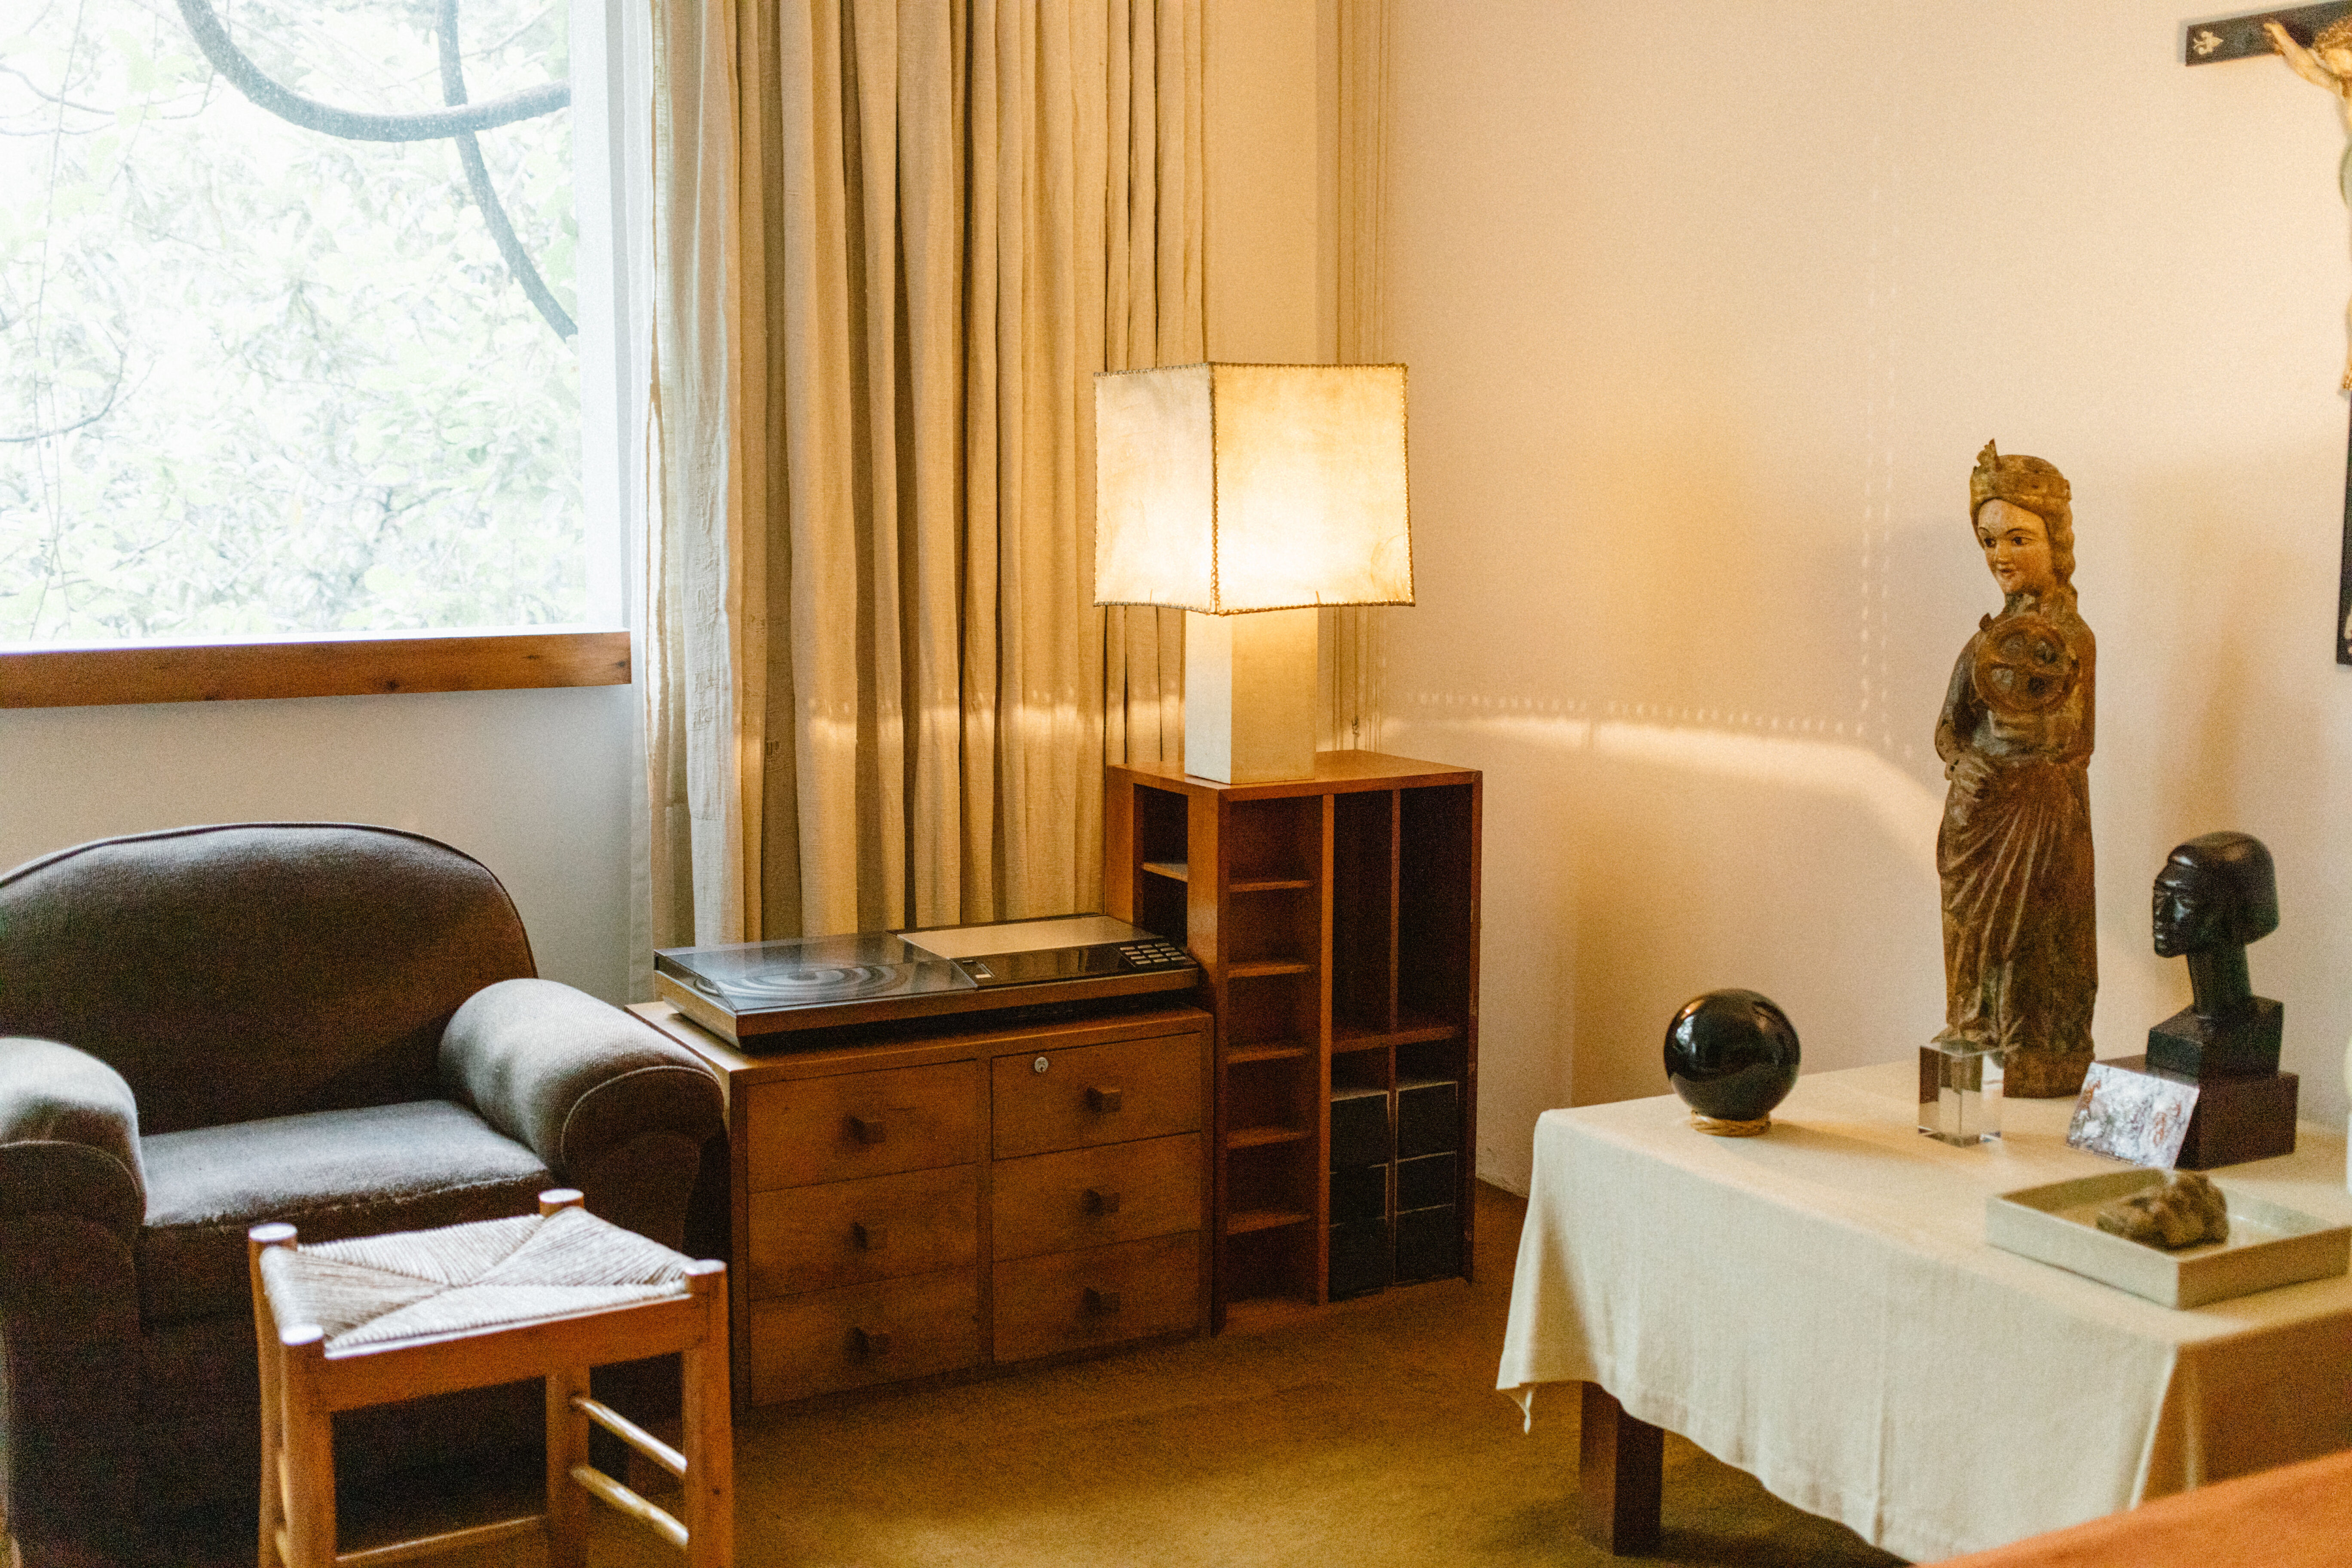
[0,823,537,1134]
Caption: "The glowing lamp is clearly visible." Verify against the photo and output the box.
[1093,362,1411,783]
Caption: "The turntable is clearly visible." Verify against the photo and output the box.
[652,913,1199,1046]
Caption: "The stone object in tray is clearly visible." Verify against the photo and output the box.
[2095,1170,2229,1250]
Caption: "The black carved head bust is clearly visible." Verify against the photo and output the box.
[2151,832,2278,960]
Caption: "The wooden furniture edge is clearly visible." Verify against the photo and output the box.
[631,1000,1213,1084]
[0,629,631,708]
[1107,750,1481,796]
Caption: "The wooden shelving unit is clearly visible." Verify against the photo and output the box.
[1104,750,1482,1330]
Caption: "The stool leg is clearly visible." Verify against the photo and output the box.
[279,1331,337,1568]
[680,1262,733,1568]
[546,1366,591,1568]
[256,1335,288,1568]
[540,1187,594,1568]
[248,1223,298,1568]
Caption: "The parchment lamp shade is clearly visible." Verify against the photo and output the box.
[1094,362,1410,783]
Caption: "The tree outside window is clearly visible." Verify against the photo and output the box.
[2,0,584,643]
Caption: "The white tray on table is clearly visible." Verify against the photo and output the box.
[1987,1169,2349,1309]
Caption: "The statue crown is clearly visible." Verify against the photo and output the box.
[1970,439,2070,520]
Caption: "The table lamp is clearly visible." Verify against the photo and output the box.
[1093,362,1411,783]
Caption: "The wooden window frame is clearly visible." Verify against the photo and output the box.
[0,628,630,709]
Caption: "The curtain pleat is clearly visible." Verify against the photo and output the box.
[649,0,756,950]
[1102,0,1195,773]
[1329,0,1391,755]
[655,0,1204,945]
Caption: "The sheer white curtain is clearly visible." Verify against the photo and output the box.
[649,0,1202,949]
[1324,0,1393,756]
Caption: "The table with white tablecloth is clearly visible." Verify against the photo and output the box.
[1496,1061,2352,1563]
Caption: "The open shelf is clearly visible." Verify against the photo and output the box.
[1333,1014,1462,1053]
[1228,959,1312,979]
[1103,753,1481,1331]
[1226,1208,1312,1236]
[1226,1040,1312,1064]
[1227,1124,1312,1150]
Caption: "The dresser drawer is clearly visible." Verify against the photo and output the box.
[748,1164,979,1297]
[990,1032,1204,1158]
[745,1060,980,1189]
[991,1134,1202,1261]
[992,1231,1201,1362]
[747,1270,980,1404]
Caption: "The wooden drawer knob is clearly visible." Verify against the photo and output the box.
[850,1326,892,1359]
[1082,1287,1122,1316]
[852,1221,889,1251]
[1084,1188,1121,1215]
[1087,1086,1124,1113]
[848,1113,889,1145]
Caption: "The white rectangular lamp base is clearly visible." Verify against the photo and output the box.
[1184,608,1317,784]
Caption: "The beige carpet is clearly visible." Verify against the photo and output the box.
[166,1183,1905,1567]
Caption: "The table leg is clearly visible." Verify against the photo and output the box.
[1578,1381,1663,1555]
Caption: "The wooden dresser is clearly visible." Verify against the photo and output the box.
[635,1000,1213,1407]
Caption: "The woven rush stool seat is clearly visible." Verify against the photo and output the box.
[248,1190,732,1568]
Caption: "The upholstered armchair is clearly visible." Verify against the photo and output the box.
[0,824,726,1567]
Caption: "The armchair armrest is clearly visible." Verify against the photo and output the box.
[0,1038,147,1558]
[441,979,724,1240]
[0,1035,146,1240]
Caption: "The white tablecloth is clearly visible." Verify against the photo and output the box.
[1496,1061,2352,1563]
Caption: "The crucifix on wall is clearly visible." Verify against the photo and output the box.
[2187,5,2352,661]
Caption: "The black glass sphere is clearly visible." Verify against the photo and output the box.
[1663,989,1801,1124]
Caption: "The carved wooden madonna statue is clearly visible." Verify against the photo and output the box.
[1933,442,2098,1099]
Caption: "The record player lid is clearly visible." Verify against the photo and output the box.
[652,913,1193,1039]
[897,913,1144,960]
[653,931,970,1013]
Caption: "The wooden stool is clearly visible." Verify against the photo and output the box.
[247,1190,732,1568]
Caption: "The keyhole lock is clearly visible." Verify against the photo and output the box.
[1033,1056,1050,1074]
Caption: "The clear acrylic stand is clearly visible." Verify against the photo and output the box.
[1920,1040,2003,1145]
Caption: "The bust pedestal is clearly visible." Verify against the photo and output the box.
[2105,1054,2299,1170]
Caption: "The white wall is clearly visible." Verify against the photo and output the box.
[1204,0,1335,363]
[0,687,639,1001]
[1376,0,2352,1191]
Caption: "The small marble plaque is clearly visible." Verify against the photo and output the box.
[2067,1060,2199,1167]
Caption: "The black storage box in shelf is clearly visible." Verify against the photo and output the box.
[1329,1219,1391,1299]
[1330,1163,1387,1225]
[1330,1086,1392,1169]
[1396,1152,1455,1212]
[1395,1204,1461,1282]
[1396,1078,1460,1159]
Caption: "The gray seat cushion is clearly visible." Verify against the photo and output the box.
[138,1099,553,1326]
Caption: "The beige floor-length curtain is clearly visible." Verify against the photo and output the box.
[1325,0,1391,756]
[649,0,757,952]
[650,0,1203,948]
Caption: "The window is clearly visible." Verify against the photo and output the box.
[0,0,634,702]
